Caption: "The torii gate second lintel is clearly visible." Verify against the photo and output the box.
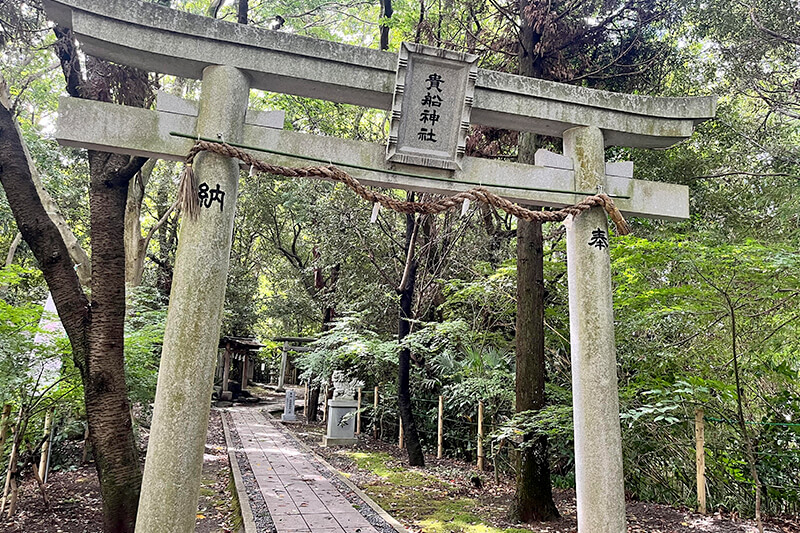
[55,95,690,220]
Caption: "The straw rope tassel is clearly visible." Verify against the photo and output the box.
[179,141,631,236]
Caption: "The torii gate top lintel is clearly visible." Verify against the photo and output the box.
[43,0,715,149]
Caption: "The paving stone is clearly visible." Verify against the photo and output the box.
[271,513,308,530]
[302,512,339,529]
[335,511,375,530]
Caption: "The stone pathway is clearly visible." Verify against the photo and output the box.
[230,409,381,533]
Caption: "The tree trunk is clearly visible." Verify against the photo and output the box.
[124,160,155,287]
[86,150,144,533]
[513,205,559,521]
[727,296,764,533]
[309,250,339,422]
[517,0,546,79]
[152,183,177,297]
[397,212,424,467]
[379,0,393,51]
[513,1,560,517]
[0,406,23,515]
[51,30,149,532]
[237,0,248,24]
[4,232,22,267]
[0,405,11,451]
[307,386,321,422]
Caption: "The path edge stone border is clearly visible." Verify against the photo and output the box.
[221,410,258,533]
[267,411,408,533]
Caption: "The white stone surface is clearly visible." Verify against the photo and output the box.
[564,126,626,533]
[534,148,572,170]
[43,0,716,148]
[606,160,634,179]
[55,97,690,220]
[156,90,284,129]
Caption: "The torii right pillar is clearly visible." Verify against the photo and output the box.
[564,125,626,533]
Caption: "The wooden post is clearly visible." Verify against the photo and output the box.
[81,423,91,464]
[399,415,404,449]
[477,401,484,470]
[356,388,362,434]
[492,441,499,484]
[38,408,53,480]
[1,405,22,515]
[322,386,329,423]
[277,342,289,391]
[6,477,17,516]
[241,354,249,389]
[373,385,379,439]
[304,381,309,416]
[222,343,232,393]
[437,395,444,459]
[0,405,11,451]
[696,407,706,514]
[30,460,49,508]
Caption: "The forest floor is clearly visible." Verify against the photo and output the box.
[3,393,798,533]
[1,409,238,533]
[280,408,800,533]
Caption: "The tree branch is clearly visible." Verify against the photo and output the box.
[750,6,800,45]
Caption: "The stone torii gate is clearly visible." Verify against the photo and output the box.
[43,1,715,532]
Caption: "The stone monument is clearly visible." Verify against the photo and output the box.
[281,389,297,422]
[322,372,359,446]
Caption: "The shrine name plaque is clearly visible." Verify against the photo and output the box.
[387,42,478,171]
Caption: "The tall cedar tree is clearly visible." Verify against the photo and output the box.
[377,2,425,467]
[511,0,671,521]
[397,206,426,466]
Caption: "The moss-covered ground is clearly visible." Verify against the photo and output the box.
[281,396,786,533]
[343,451,530,533]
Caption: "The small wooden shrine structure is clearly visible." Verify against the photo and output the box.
[217,336,265,399]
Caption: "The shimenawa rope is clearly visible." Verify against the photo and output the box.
[178,140,630,235]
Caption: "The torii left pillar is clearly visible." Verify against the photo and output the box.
[136,65,249,533]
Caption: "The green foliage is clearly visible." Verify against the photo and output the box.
[439,261,516,339]
[296,315,397,388]
[0,265,85,473]
[0,266,77,404]
[612,236,800,513]
[124,286,168,415]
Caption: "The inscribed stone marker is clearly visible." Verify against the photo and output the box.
[282,389,297,422]
[322,398,358,446]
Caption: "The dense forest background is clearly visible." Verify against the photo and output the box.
[1,0,799,525]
